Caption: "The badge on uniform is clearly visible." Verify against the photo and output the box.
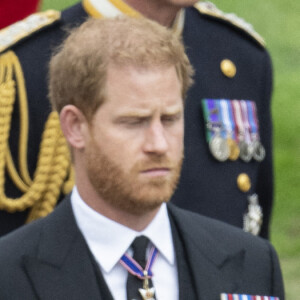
[202,99,265,162]
[243,193,263,236]
[220,293,280,300]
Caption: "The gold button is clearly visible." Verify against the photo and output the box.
[227,138,240,161]
[237,173,251,192]
[220,59,236,78]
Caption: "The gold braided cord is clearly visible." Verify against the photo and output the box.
[4,52,32,187]
[1,52,30,190]
[0,110,58,212]
[27,126,72,222]
[0,79,16,201]
[0,51,74,216]
[5,151,29,192]
[13,51,32,186]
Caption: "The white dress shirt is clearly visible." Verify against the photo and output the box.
[71,187,178,300]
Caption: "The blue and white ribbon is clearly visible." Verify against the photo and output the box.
[120,246,158,279]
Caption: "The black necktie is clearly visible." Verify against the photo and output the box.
[126,236,155,300]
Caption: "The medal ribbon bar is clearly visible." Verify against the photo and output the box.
[202,99,265,162]
[220,99,234,139]
[220,293,280,300]
[240,100,252,144]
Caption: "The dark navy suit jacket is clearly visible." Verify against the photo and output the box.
[0,196,284,300]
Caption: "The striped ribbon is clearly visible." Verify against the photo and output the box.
[202,99,259,145]
[240,100,252,144]
[220,293,280,300]
[120,246,158,279]
[232,100,248,143]
[220,99,235,139]
[202,99,222,141]
[216,100,227,138]
[251,101,261,140]
[247,100,257,137]
[231,100,244,143]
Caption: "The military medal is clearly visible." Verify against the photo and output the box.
[239,138,252,162]
[139,270,155,300]
[120,245,158,300]
[220,100,240,161]
[241,100,255,161]
[209,130,230,161]
[203,99,265,163]
[203,99,229,161]
[247,101,266,162]
[232,100,253,162]
[227,137,240,160]
[252,139,265,161]
[139,288,155,300]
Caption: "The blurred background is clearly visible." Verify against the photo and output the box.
[11,0,300,298]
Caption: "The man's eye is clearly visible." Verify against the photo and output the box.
[120,118,148,126]
[125,119,141,125]
[162,114,181,124]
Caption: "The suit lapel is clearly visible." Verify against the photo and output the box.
[21,197,245,300]
[168,204,245,300]
[23,197,102,300]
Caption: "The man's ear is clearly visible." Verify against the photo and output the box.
[59,105,89,150]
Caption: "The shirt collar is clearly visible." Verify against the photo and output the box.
[71,186,175,273]
[82,0,185,35]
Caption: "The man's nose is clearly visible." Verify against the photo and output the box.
[143,121,168,155]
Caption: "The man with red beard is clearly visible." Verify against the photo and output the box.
[0,0,273,240]
[0,17,283,300]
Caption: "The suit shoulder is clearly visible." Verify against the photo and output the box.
[0,10,61,53]
[0,218,46,297]
[192,1,265,47]
[0,217,43,259]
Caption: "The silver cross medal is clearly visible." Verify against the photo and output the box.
[138,270,155,300]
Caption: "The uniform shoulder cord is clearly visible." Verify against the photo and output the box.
[0,51,74,222]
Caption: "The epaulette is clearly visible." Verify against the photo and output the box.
[0,10,61,53]
[194,2,265,47]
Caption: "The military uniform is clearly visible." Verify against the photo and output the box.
[0,0,273,238]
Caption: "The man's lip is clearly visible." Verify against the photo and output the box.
[140,168,171,176]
